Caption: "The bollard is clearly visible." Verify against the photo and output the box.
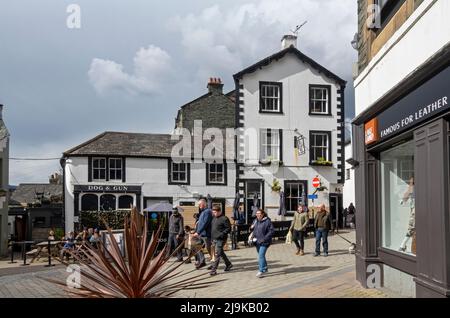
[21,242,29,266]
[8,242,17,264]
[45,240,55,267]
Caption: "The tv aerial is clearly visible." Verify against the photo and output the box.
[291,21,308,36]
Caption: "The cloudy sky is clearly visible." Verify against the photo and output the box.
[0,0,357,185]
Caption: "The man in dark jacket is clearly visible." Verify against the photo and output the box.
[193,199,213,269]
[314,204,332,257]
[168,207,184,262]
[251,209,275,277]
[208,206,233,275]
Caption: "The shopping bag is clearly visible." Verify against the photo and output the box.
[285,230,292,244]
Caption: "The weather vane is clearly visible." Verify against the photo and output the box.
[291,21,308,36]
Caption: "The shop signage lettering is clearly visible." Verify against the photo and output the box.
[74,185,141,193]
[380,96,448,139]
[365,67,449,144]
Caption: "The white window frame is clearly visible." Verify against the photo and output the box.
[260,83,281,112]
[260,129,280,161]
[92,157,106,181]
[109,158,122,181]
[171,161,188,183]
[208,163,225,184]
[310,86,329,114]
[311,133,329,161]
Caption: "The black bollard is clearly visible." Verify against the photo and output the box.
[45,240,55,267]
[8,242,17,264]
[21,242,29,266]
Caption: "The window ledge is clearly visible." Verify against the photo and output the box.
[309,162,333,167]
[259,111,285,115]
[309,112,332,117]
[259,160,284,166]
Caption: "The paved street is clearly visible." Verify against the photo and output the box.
[0,230,394,298]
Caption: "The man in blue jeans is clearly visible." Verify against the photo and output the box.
[250,209,274,278]
[314,204,333,257]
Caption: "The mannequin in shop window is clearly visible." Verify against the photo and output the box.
[399,177,416,254]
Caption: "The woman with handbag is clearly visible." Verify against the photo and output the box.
[250,209,274,278]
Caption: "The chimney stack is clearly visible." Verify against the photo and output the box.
[207,77,223,94]
[281,34,297,49]
[0,104,3,120]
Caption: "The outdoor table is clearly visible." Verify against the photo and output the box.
[30,241,62,264]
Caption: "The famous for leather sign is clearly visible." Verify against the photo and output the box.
[365,66,449,144]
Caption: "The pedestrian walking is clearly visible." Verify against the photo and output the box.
[289,205,309,255]
[314,204,333,257]
[250,209,274,278]
[208,206,233,275]
[193,199,213,269]
[168,207,184,262]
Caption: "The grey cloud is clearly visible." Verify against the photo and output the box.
[88,45,172,96]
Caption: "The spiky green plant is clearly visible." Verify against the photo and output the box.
[47,207,217,297]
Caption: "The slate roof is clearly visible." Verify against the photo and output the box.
[233,46,346,86]
[64,131,233,158]
[10,183,63,206]
[64,132,176,158]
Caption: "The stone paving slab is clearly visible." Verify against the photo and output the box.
[0,230,394,298]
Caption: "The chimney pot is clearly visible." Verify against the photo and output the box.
[281,34,297,49]
[207,77,224,94]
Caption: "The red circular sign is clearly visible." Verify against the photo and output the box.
[312,177,320,188]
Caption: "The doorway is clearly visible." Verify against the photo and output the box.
[329,193,343,230]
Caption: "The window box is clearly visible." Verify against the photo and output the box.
[310,159,333,167]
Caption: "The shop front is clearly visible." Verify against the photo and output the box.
[353,63,450,297]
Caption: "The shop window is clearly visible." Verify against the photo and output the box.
[284,181,307,215]
[380,139,415,255]
[100,194,116,211]
[81,194,98,211]
[118,195,133,210]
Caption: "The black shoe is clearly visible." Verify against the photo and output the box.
[314,253,320,257]
[209,271,217,276]
[207,265,213,270]
[195,262,206,269]
[224,264,233,272]
[176,258,184,262]
[184,259,192,264]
